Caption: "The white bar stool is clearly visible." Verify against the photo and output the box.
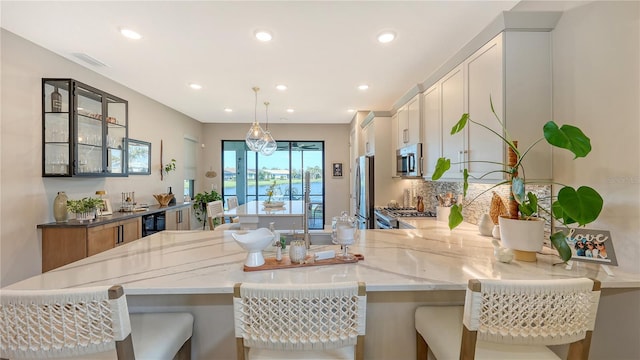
[415,278,601,360]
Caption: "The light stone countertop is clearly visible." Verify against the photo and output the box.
[7,220,640,293]
[224,200,305,216]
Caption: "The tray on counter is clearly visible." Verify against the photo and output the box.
[243,254,364,272]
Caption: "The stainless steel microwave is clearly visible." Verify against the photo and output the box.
[396,143,423,178]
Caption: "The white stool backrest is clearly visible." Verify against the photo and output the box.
[207,200,225,230]
[227,196,239,210]
[463,278,601,346]
[0,285,133,359]
[233,282,366,354]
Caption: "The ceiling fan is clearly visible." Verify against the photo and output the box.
[292,142,318,150]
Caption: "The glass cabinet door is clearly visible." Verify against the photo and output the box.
[106,97,127,174]
[75,85,104,175]
[43,79,71,176]
[42,78,129,177]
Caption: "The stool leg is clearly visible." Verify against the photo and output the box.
[416,331,428,360]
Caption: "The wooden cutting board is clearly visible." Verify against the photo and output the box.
[243,254,364,272]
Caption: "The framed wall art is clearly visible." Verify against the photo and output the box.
[127,139,151,175]
[332,162,343,177]
[98,199,113,216]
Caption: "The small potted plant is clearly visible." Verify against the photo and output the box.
[163,158,176,175]
[192,190,222,228]
[66,197,103,222]
[432,98,603,262]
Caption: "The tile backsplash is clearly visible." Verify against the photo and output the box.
[405,179,552,228]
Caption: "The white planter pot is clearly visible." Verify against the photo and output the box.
[498,216,544,252]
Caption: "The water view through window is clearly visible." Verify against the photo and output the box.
[222,141,325,229]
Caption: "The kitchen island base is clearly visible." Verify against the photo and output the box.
[126,289,639,360]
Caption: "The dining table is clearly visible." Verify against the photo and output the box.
[223,199,306,230]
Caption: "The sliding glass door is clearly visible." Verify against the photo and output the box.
[222,141,325,229]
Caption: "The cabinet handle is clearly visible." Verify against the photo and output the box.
[403,129,408,143]
[458,150,469,172]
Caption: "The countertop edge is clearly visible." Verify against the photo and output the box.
[37,202,192,228]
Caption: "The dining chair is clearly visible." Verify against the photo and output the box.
[227,196,240,223]
[233,281,367,360]
[415,278,602,360]
[207,200,240,231]
[0,285,193,360]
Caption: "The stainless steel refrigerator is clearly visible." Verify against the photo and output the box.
[355,155,375,229]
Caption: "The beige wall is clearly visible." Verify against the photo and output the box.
[0,29,203,286]
[0,29,353,287]
[201,122,351,225]
[549,3,640,358]
[551,0,639,274]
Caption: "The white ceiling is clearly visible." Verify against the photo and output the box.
[1,1,521,124]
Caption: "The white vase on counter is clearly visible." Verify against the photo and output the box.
[492,225,501,239]
[478,214,493,236]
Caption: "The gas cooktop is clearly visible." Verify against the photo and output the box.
[376,207,436,218]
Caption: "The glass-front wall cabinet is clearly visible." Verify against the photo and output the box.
[43,79,128,177]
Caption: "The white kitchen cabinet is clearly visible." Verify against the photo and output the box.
[396,107,407,148]
[391,113,398,153]
[422,65,464,180]
[423,31,552,181]
[359,111,403,207]
[352,111,369,158]
[440,65,465,179]
[465,32,552,180]
[422,83,441,179]
[362,120,375,156]
[465,35,504,179]
[396,94,421,148]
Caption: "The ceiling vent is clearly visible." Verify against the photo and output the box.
[71,53,109,67]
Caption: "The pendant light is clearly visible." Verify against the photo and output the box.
[245,87,266,152]
[260,101,277,156]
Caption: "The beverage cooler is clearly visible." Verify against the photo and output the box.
[142,212,165,237]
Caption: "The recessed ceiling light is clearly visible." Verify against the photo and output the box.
[286,108,295,113]
[120,28,142,40]
[224,108,233,113]
[255,30,273,42]
[358,84,369,90]
[189,83,202,90]
[347,109,355,113]
[377,31,396,43]
[276,84,287,91]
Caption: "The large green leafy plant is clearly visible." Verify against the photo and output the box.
[432,99,603,262]
[192,190,222,225]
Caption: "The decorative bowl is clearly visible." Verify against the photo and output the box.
[231,228,275,267]
[153,193,174,206]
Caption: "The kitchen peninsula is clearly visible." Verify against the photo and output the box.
[9,222,640,359]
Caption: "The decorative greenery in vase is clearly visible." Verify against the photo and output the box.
[66,197,103,220]
[163,158,176,174]
[192,190,222,225]
[432,98,603,262]
[265,181,277,204]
